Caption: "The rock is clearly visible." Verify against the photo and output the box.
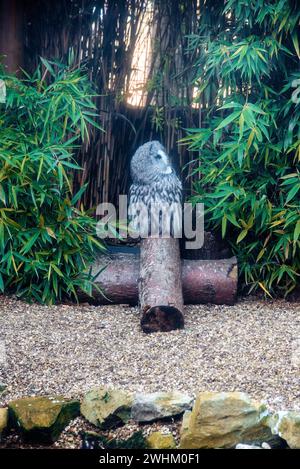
[8,396,80,443]
[269,411,300,449]
[81,430,146,449]
[235,443,262,449]
[131,391,194,422]
[261,442,271,449]
[181,410,191,433]
[146,431,176,449]
[180,391,272,449]
[81,388,133,429]
[0,408,8,438]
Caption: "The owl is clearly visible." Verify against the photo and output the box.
[128,141,182,238]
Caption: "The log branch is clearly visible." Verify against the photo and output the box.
[80,249,237,306]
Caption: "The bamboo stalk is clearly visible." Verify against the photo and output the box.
[23,0,207,210]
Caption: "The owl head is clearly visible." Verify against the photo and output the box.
[130,141,174,185]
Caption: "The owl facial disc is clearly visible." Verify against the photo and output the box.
[157,149,173,174]
[130,140,177,184]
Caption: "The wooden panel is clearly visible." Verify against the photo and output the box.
[0,0,24,73]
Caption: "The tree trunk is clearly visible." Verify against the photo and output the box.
[138,238,184,333]
[80,249,237,306]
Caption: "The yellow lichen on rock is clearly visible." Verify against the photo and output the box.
[0,408,8,436]
[8,396,80,442]
[180,391,271,449]
[146,431,176,449]
[274,412,300,449]
[80,387,133,429]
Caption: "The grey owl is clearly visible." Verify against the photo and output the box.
[128,141,182,237]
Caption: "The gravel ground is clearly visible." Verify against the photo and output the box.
[0,294,299,413]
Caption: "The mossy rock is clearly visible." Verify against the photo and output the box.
[0,408,8,439]
[81,430,146,449]
[81,387,133,430]
[146,431,176,449]
[180,391,272,449]
[9,396,80,443]
[269,411,300,449]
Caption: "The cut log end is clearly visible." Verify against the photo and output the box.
[140,305,184,334]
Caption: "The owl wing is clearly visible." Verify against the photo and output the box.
[128,183,149,237]
[129,175,182,238]
[158,175,182,237]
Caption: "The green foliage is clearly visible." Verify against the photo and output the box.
[183,0,300,297]
[0,59,106,304]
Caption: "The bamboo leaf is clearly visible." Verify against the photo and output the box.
[237,230,248,243]
[285,185,300,204]
[291,31,300,59]
[294,220,300,242]
[222,215,227,238]
[215,111,241,130]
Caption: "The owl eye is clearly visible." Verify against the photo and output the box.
[155,154,162,160]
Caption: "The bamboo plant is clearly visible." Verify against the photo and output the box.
[183,0,300,297]
[0,59,106,304]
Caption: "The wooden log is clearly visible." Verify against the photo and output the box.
[182,257,237,305]
[81,248,237,306]
[92,251,140,305]
[139,238,184,333]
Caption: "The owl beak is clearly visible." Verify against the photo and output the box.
[164,166,173,174]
